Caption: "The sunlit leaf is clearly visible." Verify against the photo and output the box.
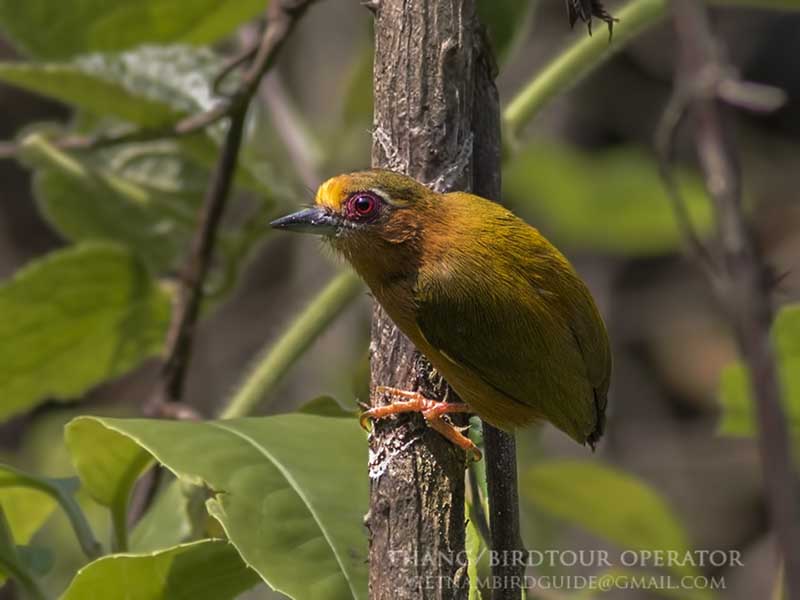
[0,243,171,422]
[61,540,260,600]
[0,1,267,59]
[65,414,369,600]
[504,142,713,255]
[0,45,223,127]
[0,471,56,546]
[522,460,695,576]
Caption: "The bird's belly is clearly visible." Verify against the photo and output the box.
[372,290,543,430]
[421,343,543,431]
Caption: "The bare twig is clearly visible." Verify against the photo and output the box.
[125,0,317,527]
[145,0,318,417]
[662,3,800,597]
[472,24,526,599]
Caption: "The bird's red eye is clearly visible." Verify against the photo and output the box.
[348,192,379,219]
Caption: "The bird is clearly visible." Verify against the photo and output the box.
[271,169,611,459]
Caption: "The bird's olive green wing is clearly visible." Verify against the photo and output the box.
[415,261,610,444]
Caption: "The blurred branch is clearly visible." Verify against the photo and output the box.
[221,271,362,419]
[503,0,800,142]
[467,462,492,547]
[660,2,800,598]
[261,71,324,191]
[504,0,666,140]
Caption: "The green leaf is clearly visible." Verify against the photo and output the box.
[0,507,48,599]
[504,142,713,255]
[65,419,152,552]
[478,0,535,63]
[0,45,223,127]
[297,396,355,419]
[719,304,800,438]
[25,134,195,272]
[130,479,193,553]
[65,414,369,600]
[61,540,260,600]
[0,243,171,422]
[0,464,101,559]
[0,475,56,547]
[522,460,694,575]
[0,1,267,59]
[466,517,485,600]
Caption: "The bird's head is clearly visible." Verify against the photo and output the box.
[271,169,436,281]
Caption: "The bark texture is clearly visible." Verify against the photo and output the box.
[365,1,514,598]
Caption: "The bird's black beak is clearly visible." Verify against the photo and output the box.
[270,207,340,235]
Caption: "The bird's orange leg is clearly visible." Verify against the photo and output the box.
[360,386,481,461]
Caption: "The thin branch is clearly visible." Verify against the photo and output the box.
[145,0,318,417]
[665,3,800,598]
[125,0,318,527]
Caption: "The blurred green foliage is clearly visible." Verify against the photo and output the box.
[505,142,713,255]
[0,46,224,126]
[523,460,695,577]
[0,244,170,422]
[0,0,266,59]
[0,0,791,598]
[719,303,800,438]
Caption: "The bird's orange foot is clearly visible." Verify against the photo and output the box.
[360,386,482,461]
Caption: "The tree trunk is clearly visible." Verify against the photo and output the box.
[365,1,520,599]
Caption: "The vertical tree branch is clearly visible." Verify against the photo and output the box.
[366,3,523,598]
[366,2,481,598]
[472,26,527,600]
[667,2,800,597]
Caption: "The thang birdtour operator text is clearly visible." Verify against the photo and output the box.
[388,549,745,569]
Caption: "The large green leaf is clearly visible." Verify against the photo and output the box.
[0,45,222,127]
[0,0,267,59]
[65,414,369,600]
[719,304,800,438]
[522,460,695,576]
[61,540,260,600]
[504,142,713,255]
[0,243,171,422]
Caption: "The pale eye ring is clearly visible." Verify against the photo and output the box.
[348,192,379,219]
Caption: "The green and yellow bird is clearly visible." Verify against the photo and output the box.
[271,170,611,458]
